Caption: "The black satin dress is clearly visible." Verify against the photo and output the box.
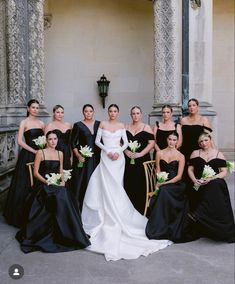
[71,121,100,210]
[146,160,188,242]
[155,121,178,150]
[16,159,91,253]
[3,128,44,227]
[124,131,154,215]
[181,125,212,161]
[182,157,235,243]
[53,129,71,170]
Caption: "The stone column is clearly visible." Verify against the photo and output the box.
[150,0,182,123]
[189,0,217,141]
[5,0,47,123]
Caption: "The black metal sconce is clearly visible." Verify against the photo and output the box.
[97,74,110,108]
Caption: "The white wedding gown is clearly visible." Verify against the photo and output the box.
[82,128,172,261]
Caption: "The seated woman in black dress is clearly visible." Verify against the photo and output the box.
[146,131,187,242]
[45,105,72,170]
[16,131,90,253]
[183,132,235,243]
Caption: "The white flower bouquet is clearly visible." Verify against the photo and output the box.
[153,171,169,196]
[45,173,61,186]
[78,145,94,168]
[63,169,72,182]
[128,140,141,165]
[226,161,235,173]
[33,135,46,149]
[193,165,216,191]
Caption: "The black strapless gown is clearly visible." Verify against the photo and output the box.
[181,125,212,161]
[146,160,188,242]
[16,160,91,253]
[124,131,154,215]
[3,128,44,227]
[71,121,100,210]
[53,129,71,170]
[182,157,235,243]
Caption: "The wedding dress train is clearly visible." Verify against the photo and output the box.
[82,128,172,261]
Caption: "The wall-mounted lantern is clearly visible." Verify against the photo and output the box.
[97,74,110,108]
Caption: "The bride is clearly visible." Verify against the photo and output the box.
[82,104,171,261]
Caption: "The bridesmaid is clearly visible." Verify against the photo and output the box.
[124,106,155,215]
[153,105,182,153]
[182,132,235,243]
[3,99,45,227]
[146,131,187,242]
[16,130,91,253]
[45,105,72,170]
[71,104,100,210]
[180,98,212,162]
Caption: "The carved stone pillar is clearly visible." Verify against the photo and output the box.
[5,0,47,123]
[0,0,8,113]
[150,0,182,123]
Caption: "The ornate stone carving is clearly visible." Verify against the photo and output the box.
[190,0,201,10]
[0,0,8,106]
[44,13,52,30]
[6,0,27,105]
[153,0,181,106]
[28,0,44,104]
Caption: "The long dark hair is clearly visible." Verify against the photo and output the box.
[162,105,173,112]
[108,104,119,112]
[82,104,94,113]
[188,98,199,106]
[167,130,179,139]
[26,99,39,117]
[46,130,58,139]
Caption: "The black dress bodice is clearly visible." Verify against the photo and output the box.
[39,160,60,177]
[53,129,71,148]
[181,125,212,160]
[126,131,154,163]
[159,160,179,180]
[155,121,178,150]
[188,157,226,178]
[24,128,44,149]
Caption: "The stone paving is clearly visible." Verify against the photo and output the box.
[0,175,234,284]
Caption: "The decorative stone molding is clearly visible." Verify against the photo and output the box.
[6,0,27,105]
[0,126,18,175]
[28,0,45,104]
[0,0,8,106]
[44,13,52,30]
[190,0,201,10]
[152,0,182,107]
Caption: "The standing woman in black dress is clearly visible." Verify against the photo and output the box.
[180,99,212,162]
[71,104,100,210]
[124,106,155,215]
[183,132,235,243]
[4,99,45,227]
[45,105,72,170]
[16,131,91,253]
[153,105,182,153]
[146,131,187,242]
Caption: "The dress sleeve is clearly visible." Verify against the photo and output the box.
[116,129,128,154]
[95,128,108,153]
[70,123,79,149]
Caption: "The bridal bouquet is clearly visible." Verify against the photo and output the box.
[78,145,94,168]
[226,161,235,173]
[45,173,61,186]
[193,165,216,191]
[153,171,169,196]
[33,135,46,149]
[63,169,72,182]
[128,140,141,165]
